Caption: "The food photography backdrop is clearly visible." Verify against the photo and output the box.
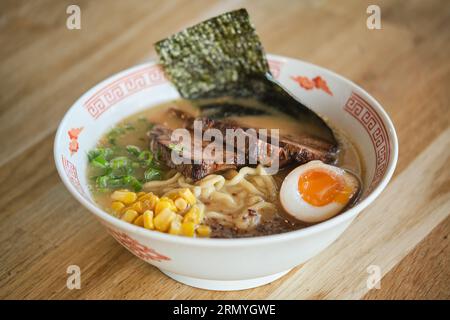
[0,0,449,299]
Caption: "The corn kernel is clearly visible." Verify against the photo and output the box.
[138,193,150,201]
[139,192,158,201]
[162,196,177,203]
[143,210,154,230]
[121,209,138,223]
[137,192,146,197]
[174,197,188,211]
[196,225,211,237]
[139,193,158,210]
[111,190,137,204]
[154,208,176,232]
[141,199,154,211]
[178,188,196,205]
[155,197,177,215]
[165,190,180,200]
[169,215,183,235]
[183,205,204,224]
[111,201,125,213]
[149,193,160,207]
[133,215,144,227]
[181,221,196,237]
[131,201,144,214]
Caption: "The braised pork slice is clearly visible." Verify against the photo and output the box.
[148,110,337,181]
[170,109,287,167]
[148,125,237,181]
[170,108,337,166]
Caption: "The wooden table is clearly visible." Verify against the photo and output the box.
[1,0,449,299]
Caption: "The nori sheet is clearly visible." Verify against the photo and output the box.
[155,9,270,99]
[155,9,337,144]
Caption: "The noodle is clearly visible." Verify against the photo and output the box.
[143,165,278,231]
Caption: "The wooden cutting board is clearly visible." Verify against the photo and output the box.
[0,0,449,299]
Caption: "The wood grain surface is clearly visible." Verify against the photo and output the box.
[0,0,449,299]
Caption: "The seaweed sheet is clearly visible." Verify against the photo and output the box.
[155,9,269,99]
[155,9,336,143]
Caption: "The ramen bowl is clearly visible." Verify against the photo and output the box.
[54,54,398,291]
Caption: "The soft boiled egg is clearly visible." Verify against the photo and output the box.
[280,160,360,223]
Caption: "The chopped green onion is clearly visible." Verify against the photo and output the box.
[144,167,162,181]
[96,176,109,189]
[122,175,143,191]
[126,145,141,157]
[110,156,129,169]
[168,143,184,152]
[88,121,163,194]
[138,150,153,166]
[88,150,100,162]
[88,148,113,162]
[91,155,108,169]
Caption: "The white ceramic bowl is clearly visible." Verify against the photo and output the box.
[54,54,398,291]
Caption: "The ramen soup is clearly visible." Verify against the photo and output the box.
[88,99,363,238]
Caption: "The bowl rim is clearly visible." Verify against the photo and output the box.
[54,53,398,247]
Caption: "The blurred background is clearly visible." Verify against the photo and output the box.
[0,0,448,299]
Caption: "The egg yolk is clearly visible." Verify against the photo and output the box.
[298,169,351,207]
